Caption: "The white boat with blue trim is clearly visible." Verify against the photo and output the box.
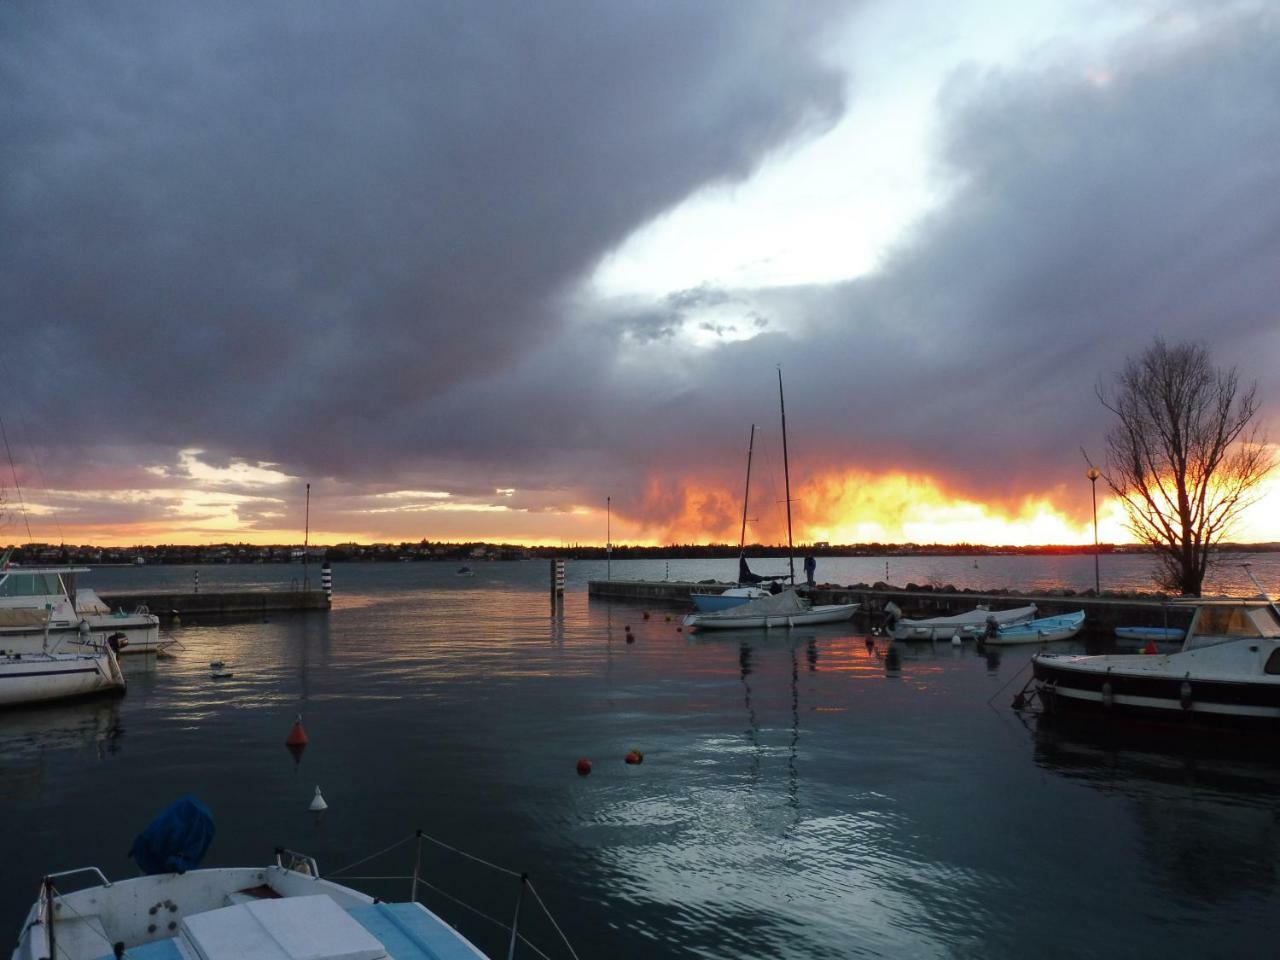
[890,604,1038,641]
[982,610,1086,646]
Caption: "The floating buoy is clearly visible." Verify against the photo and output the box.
[626,634,635,644]
[642,612,650,620]
[664,615,672,622]
[676,626,683,633]
[1144,640,1158,655]
[286,714,309,747]
[624,624,631,633]
[864,636,875,651]
[309,786,328,812]
[951,636,962,646]
[624,750,644,765]
[576,758,593,776]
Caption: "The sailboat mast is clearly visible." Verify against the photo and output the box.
[738,424,755,555]
[777,367,795,586]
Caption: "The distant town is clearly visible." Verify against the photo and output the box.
[3,539,1277,566]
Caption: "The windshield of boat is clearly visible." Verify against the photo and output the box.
[0,572,67,599]
[1193,604,1280,642]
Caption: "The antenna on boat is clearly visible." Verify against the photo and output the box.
[1242,563,1279,617]
[777,367,795,587]
[0,415,33,543]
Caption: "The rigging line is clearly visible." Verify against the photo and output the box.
[0,415,33,542]
[416,829,523,879]
[412,876,556,960]
[525,879,582,960]
[327,833,418,876]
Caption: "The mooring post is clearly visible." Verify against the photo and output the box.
[321,561,333,604]
[193,569,200,594]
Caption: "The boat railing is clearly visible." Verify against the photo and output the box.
[44,866,113,889]
[326,829,581,960]
[275,847,321,878]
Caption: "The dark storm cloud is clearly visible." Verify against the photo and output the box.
[573,4,1280,530]
[1,1,849,480]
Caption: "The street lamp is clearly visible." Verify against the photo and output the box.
[1086,468,1101,595]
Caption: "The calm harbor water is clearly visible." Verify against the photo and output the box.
[3,557,1279,958]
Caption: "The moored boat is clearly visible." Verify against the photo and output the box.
[0,642,125,709]
[0,560,167,655]
[983,610,1085,646]
[684,588,858,630]
[1029,599,1280,730]
[891,604,1037,641]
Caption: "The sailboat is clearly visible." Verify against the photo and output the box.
[689,424,776,613]
[683,370,859,632]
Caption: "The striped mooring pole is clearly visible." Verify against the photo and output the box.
[193,569,199,594]
[321,561,333,602]
[549,559,565,609]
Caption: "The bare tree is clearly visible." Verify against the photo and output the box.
[1094,338,1273,595]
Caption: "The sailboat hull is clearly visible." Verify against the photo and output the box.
[685,603,858,631]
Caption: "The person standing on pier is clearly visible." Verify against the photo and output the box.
[804,555,817,587]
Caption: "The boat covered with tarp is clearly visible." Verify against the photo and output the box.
[684,587,857,631]
[891,604,1038,641]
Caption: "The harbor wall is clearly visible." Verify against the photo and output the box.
[101,589,330,619]
[587,579,1193,631]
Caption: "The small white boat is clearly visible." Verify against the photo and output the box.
[11,850,487,960]
[684,588,858,631]
[1028,598,1280,730]
[0,643,125,708]
[982,610,1085,646]
[891,604,1037,641]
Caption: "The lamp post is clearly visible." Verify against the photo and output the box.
[1087,468,1100,595]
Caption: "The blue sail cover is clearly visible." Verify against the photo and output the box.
[129,795,215,875]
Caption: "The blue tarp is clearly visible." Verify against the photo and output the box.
[129,795,215,875]
[347,903,481,960]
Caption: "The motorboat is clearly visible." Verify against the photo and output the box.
[1028,598,1280,730]
[982,610,1085,646]
[684,588,858,631]
[455,566,475,576]
[11,852,488,960]
[0,639,125,708]
[12,798,572,960]
[0,560,168,655]
[890,604,1037,641]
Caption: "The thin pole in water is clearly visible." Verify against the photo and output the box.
[606,496,611,582]
[303,482,311,591]
[777,368,795,586]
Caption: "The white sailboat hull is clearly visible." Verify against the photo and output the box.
[0,651,125,707]
[892,604,1038,641]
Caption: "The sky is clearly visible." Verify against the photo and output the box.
[1,0,1277,548]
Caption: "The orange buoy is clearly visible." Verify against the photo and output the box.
[642,611,650,620]
[676,626,683,633]
[624,750,644,765]
[1143,640,1158,655]
[286,714,309,747]
[576,758,593,776]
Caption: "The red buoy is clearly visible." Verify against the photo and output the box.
[676,626,683,633]
[1143,640,1158,655]
[626,635,635,644]
[625,750,644,765]
[576,758,593,776]
[286,714,309,747]
[642,611,650,620]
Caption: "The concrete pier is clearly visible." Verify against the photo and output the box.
[101,589,330,620]
[587,579,1193,632]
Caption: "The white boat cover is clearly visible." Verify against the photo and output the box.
[694,588,810,621]
[181,895,386,960]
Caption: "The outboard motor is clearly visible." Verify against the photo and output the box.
[984,615,1000,641]
[880,600,902,635]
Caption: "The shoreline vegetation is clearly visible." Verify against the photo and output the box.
[4,540,1277,566]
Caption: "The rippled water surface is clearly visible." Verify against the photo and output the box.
[3,559,1279,958]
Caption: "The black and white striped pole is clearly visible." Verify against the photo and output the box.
[193,569,199,594]
[321,561,333,604]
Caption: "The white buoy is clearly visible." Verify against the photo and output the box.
[309,786,328,812]
[951,635,962,646]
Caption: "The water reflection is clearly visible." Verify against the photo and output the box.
[1033,717,1280,903]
